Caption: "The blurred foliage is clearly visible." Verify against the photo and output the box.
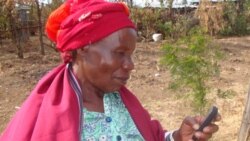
[42,0,63,22]
[195,1,225,36]
[0,0,63,57]
[130,7,200,40]
[217,89,236,99]
[130,0,250,40]
[0,0,18,40]
[161,28,222,111]
[130,8,165,40]
[0,0,249,41]
[219,1,249,36]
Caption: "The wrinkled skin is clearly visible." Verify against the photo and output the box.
[74,28,136,93]
[72,28,136,112]
[72,27,220,141]
[174,115,221,141]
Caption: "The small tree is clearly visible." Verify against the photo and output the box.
[161,28,221,111]
[6,0,23,58]
[34,0,45,55]
[219,1,249,36]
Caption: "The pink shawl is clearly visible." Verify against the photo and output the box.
[0,64,165,141]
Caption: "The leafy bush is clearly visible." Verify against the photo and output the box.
[219,2,249,36]
[234,14,248,35]
[130,8,164,40]
[130,8,200,40]
[217,89,236,99]
[156,21,173,38]
[161,28,222,110]
[130,2,250,41]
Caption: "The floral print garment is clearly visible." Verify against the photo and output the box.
[81,92,144,141]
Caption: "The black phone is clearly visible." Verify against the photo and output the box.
[192,106,218,141]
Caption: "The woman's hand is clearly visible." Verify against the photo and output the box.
[173,114,221,141]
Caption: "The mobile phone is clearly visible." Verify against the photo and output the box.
[192,106,218,140]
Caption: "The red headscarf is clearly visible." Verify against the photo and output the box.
[46,0,135,63]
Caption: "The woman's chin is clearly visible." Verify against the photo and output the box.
[104,85,125,93]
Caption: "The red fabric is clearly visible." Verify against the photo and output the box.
[0,64,80,141]
[57,0,135,52]
[45,0,135,54]
[0,65,165,141]
[46,3,71,42]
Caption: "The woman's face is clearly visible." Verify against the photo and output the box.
[77,28,137,93]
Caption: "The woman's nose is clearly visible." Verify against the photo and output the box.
[122,56,134,71]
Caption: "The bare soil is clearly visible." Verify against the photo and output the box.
[0,36,249,141]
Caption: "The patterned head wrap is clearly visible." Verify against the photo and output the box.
[46,0,135,63]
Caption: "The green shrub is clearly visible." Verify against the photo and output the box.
[156,21,173,38]
[219,2,250,36]
[217,89,236,99]
[130,8,164,39]
[233,14,248,35]
[161,28,222,111]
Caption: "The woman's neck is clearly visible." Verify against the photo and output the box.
[72,63,105,112]
[79,80,105,113]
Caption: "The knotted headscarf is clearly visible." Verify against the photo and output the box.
[46,0,135,63]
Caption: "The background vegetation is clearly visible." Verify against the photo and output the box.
[129,0,249,112]
[0,0,250,140]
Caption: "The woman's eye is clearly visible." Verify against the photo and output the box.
[116,51,125,56]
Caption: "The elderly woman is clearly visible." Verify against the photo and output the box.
[0,0,220,141]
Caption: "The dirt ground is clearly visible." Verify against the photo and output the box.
[0,36,249,141]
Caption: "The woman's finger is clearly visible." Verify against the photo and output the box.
[183,116,201,130]
[194,131,213,141]
[215,114,222,122]
[203,123,219,133]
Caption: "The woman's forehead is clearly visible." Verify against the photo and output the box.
[88,28,136,52]
[99,28,137,44]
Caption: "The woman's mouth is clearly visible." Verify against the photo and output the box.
[115,77,129,85]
